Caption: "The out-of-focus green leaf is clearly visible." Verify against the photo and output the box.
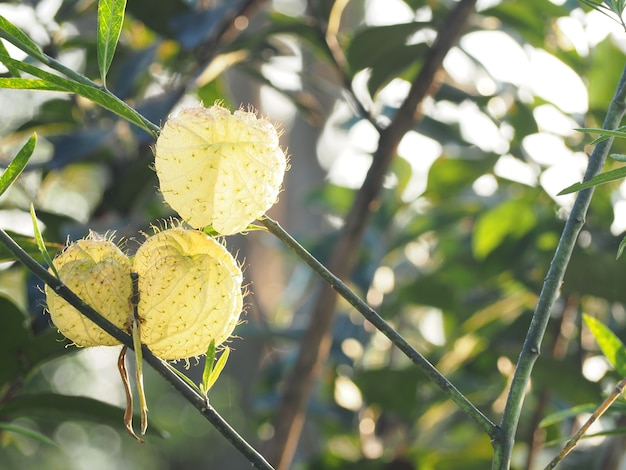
[0,296,31,387]
[0,133,36,198]
[481,0,567,47]
[232,12,331,61]
[617,235,626,259]
[583,314,626,376]
[588,37,626,110]
[473,199,536,259]
[126,0,191,38]
[97,0,127,87]
[0,422,57,447]
[306,184,356,217]
[346,22,429,72]
[0,231,61,264]
[539,403,599,428]
[353,368,422,416]
[532,356,602,404]
[346,22,431,96]
[367,43,426,97]
[0,393,165,438]
[424,156,497,202]
[558,166,626,195]
[0,295,68,388]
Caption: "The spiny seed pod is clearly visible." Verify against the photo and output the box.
[45,235,132,347]
[133,227,243,361]
[154,104,287,235]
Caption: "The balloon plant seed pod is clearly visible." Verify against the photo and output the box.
[45,233,133,347]
[133,227,244,361]
[154,104,288,235]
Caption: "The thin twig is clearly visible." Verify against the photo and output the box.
[544,376,626,469]
[260,216,497,437]
[0,228,274,470]
[493,64,626,470]
[264,2,478,468]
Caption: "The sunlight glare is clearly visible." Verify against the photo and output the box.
[334,376,363,411]
[365,0,413,25]
[527,48,588,114]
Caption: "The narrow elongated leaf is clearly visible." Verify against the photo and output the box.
[558,166,626,195]
[205,347,229,394]
[201,340,217,394]
[0,393,165,438]
[0,423,57,446]
[618,235,626,259]
[30,204,59,278]
[576,127,626,139]
[97,0,127,86]
[0,230,62,264]
[0,56,153,133]
[0,133,36,198]
[0,77,69,91]
[539,403,598,428]
[0,40,20,77]
[0,15,46,61]
[583,314,626,376]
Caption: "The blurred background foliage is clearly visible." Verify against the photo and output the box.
[1,0,626,469]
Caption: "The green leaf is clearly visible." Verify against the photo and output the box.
[97,0,127,86]
[558,165,626,195]
[0,294,69,389]
[583,314,626,376]
[345,22,431,96]
[201,340,217,395]
[353,367,423,416]
[575,127,626,139]
[610,153,626,162]
[30,204,59,278]
[0,133,36,198]
[0,422,57,447]
[0,296,32,387]
[539,403,602,428]
[346,22,429,72]
[0,57,153,133]
[0,39,20,77]
[472,199,536,259]
[0,15,47,62]
[205,347,229,395]
[0,393,165,438]
[0,230,62,264]
[618,235,626,259]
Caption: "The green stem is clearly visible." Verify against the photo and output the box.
[0,229,273,470]
[260,216,498,439]
[493,64,626,469]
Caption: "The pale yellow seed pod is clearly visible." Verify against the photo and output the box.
[154,105,287,235]
[133,227,243,361]
[45,236,132,347]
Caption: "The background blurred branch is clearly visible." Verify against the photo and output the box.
[264,1,478,468]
